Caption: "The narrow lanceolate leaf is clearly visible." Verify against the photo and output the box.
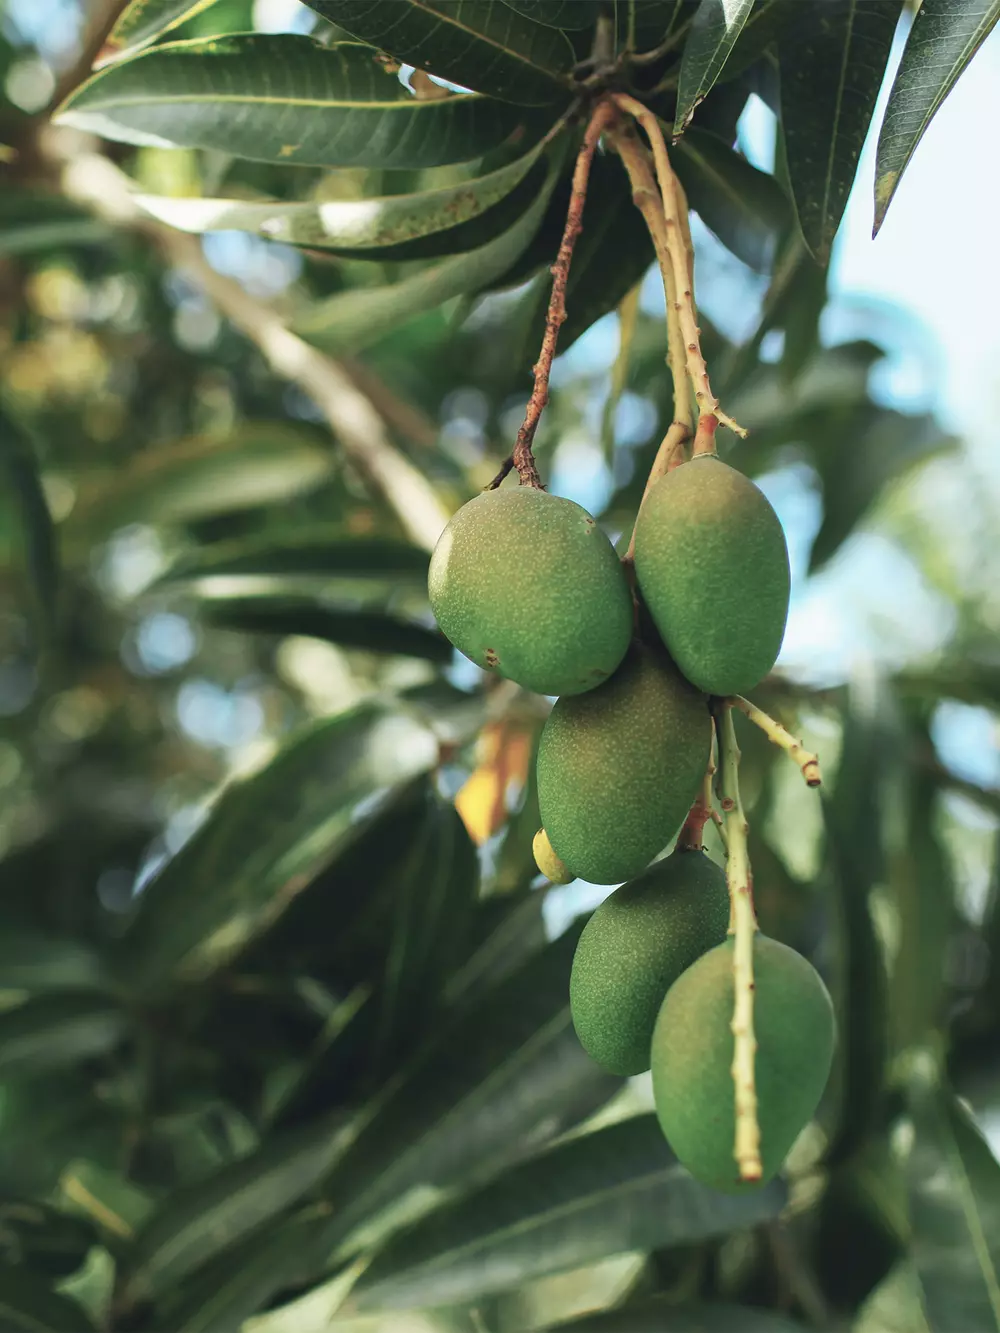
[351,1115,786,1310]
[154,532,430,591]
[907,1086,1000,1332]
[0,1270,95,1333]
[537,1299,809,1331]
[122,1117,344,1302]
[304,1,576,105]
[116,704,438,993]
[0,932,108,994]
[499,0,601,28]
[0,993,126,1080]
[60,1160,155,1240]
[56,36,547,169]
[874,0,1000,233]
[132,140,546,256]
[294,157,559,351]
[674,0,756,138]
[99,0,221,64]
[779,1,901,263]
[0,406,58,640]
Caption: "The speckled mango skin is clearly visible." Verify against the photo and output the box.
[634,457,790,697]
[651,935,836,1192]
[428,487,633,697]
[536,645,711,885]
[570,851,729,1076]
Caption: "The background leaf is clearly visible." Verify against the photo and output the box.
[101,0,222,64]
[0,993,126,1080]
[674,0,755,137]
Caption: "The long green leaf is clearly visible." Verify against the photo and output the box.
[500,0,601,28]
[56,36,547,169]
[778,0,901,262]
[537,1299,809,1330]
[304,0,576,105]
[351,1115,786,1310]
[0,1270,95,1333]
[874,0,1000,232]
[153,532,429,590]
[0,993,126,1080]
[0,406,58,641]
[907,1086,1000,1331]
[101,0,221,63]
[674,0,755,137]
[0,192,113,255]
[0,933,108,994]
[293,155,559,350]
[115,703,438,993]
[60,1160,155,1240]
[132,140,547,256]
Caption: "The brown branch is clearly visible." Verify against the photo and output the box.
[692,411,719,457]
[490,98,618,490]
[49,0,131,109]
[677,747,717,851]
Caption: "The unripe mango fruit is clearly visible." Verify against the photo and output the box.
[428,487,632,697]
[537,645,711,885]
[633,457,790,697]
[651,934,835,1192]
[570,850,729,1075]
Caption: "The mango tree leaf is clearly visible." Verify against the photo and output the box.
[0,1201,96,1280]
[59,1160,155,1241]
[121,1116,344,1304]
[907,1085,1000,1332]
[304,0,576,105]
[0,1270,95,1333]
[0,932,108,993]
[131,140,547,257]
[100,0,221,64]
[0,192,113,255]
[56,36,549,169]
[673,126,789,271]
[294,155,560,351]
[717,0,789,83]
[874,0,1000,233]
[351,1115,786,1310]
[202,597,450,663]
[0,993,126,1080]
[499,0,601,28]
[114,703,438,994]
[674,0,755,137]
[0,406,58,641]
[537,1299,809,1330]
[778,1,901,262]
[153,532,429,591]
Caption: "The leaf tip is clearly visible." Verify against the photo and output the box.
[872,170,899,237]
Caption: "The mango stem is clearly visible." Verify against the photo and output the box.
[725,695,822,787]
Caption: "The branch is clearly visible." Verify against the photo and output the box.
[55,147,450,552]
[716,703,762,1184]
[490,98,617,491]
[677,745,717,851]
[49,0,131,110]
[726,694,822,788]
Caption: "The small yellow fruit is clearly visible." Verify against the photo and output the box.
[532,828,572,884]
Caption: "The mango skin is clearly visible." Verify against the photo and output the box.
[651,935,836,1192]
[570,851,729,1076]
[537,645,711,885]
[428,487,632,697]
[633,457,790,697]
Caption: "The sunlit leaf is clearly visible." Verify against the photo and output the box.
[100,0,221,64]
[535,1298,809,1330]
[674,0,755,138]
[875,0,1000,233]
[56,36,548,169]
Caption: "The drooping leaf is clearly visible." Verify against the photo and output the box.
[674,0,755,138]
[202,597,451,663]
[153,532,429,591]
[121,1116,344,1303]
[874,0,1000,232]
[907,1085,1000,1332]
[0,932,108,994]
[132,140,548,257]
[115,703,438,994]
[499,0,601,29]
[0,406,58,641]
[304,0,576,105]
[778,1,901,262]
[100,0,222,64]
[56,36,549,169]
[673,126,789,271]
[351,1114,786,1310]
[293,155,560,351]
[0,1269,96,1333]
[0,993,126,1080]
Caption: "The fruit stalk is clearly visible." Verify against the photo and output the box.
[489,98,617,491]
[611,94,746,441]
[716,703,763,1183]
[677,749,717,852]
[726,695,822,787]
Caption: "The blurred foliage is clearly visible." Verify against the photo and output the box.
[0,0,997,1330]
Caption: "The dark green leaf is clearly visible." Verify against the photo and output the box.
[674,0,755,137]
[0,1270,95,1333]
[0,406,58,640]
[500,0,601,29]
[0,1201,96,1281]
[674,127,789,271]
[202,597,451,663]
[718,1,789,84]
[0,933,108,994]
[875,0,1000,232]
[102,0,223,63]
[907,1085,1000,1332]
[153,532,429,590]
[352,1115,786,1309]
[0,993,126,1080]
[0,192,113,255]
[123,1116,344,1302]
[59,1160,155,1240]
[56,36,549,169]
[133,141,548,258]
[115,703,438,993]
[779,1,901,262]
[304,1,576,105]
[538,1299,809,1330]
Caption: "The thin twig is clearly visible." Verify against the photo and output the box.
[612,94,746,439]
[55,147,450,551]
[716,702,762,1184]
[692,411,718,457]
[624,418,689,561]
[726,694,822,788]
[491,99,617,490]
